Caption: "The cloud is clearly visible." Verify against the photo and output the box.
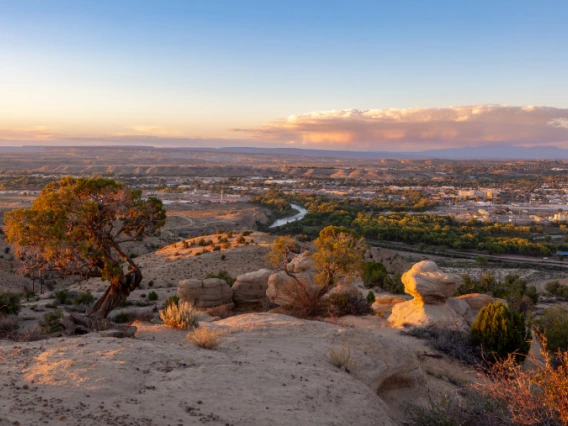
[231,105,568,150]
[0,126,61,141]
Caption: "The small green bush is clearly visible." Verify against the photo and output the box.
[221,254,226,261]
[205,270,236,286]
[55,289,69,305]
[321,288,371,317]
[113,311,135,323]
[366,290,376,305]
[40,308,63,334]
[471,302,531,363]
[545,280,568,298]
[148,291,158,301]
[361,261,388,288]
[536,305,568,353]
[0,292,21,316]
[148,280,154,287]
[72,291,95,306]
[165,295,179,309]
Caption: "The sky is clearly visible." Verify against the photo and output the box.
[1,0,568,152]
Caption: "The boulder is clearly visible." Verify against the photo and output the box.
[388,261,468,330]
[178,278,233,308]
[232,269,273,306]
[401,261,460,304]
[267,252,318,306]
[389,300,469,331]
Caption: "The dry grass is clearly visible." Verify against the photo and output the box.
[325,345,357,372]
[159,301,199,330]
[473,332,568,425]
[186,326,225,350]
[0,315,18,335]
[204,304,233,319]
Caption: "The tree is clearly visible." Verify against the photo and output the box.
[5,177,166,319]
[265,235,297,271]
[312,226,366,289]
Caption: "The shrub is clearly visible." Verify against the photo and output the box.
[0,292,21,316]
[386,272,405,294]
[536,305,568,353]
[322,288,371,317]
[471,302,531,363]
[165,295,179,309]
[182,241,189,249]
[325,346,356,372]
[72,291,95,306]
[545,280,568,298]
[113,311,135,323]
[140,293,146,298]
[361,261,388,288]
[148,291,158,301]
[205,269,236,286]
[403,324,478,365]
[186,327,224,350]
[241,230,251,236]
[366,290,376,305]
[40,308,63,334]
[159,301,199,330]
[213,245,221,251]
[458,273,539,309]
[55,289,69,305]
[205,304,233,319]
[236,236,245,244]
[148,280,154,287]
[221,254,226,261]
[0,315,19,335]
[473,334,568,426]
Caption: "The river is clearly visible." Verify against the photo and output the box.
[269,204,308,228]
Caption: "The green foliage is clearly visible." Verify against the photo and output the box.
[4,176,166,288]
[536,305,568,353]
[313,226,366,287]
[321,288,371,317]
[165,295,179,309]
[205,269,236,286]
[72,291,95,306]
[0,292,21,316]
[148,280,154,287]
[265,235,296,270]
[457,273,538,311]
[471,302,531,363]
[545,280,568,298]
[55,289,69,305]
[113,311,135,323]
[361,261,388,288]
[148,291,158,301]
[366,290,376,305]
[388,273,405,294]
[40,308,63,334]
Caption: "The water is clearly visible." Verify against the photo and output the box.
[269,204,308,228]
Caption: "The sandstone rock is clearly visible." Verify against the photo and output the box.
[373,295,409,305]
[178,278,233,308]
[267,252,318,306]
[402,261,460,304]
[232,269,273,306]
[389,300,469,331]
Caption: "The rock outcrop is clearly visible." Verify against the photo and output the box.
[178,278,233,308]
[388,261,467,330]
[232,269,272,306]
[388,261,501,330]
[267,252,317,306]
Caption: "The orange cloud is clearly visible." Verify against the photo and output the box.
[232,105,568,150]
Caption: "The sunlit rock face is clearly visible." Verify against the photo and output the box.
[388,261,477,331]
[178,278,233,308]
[232,269,272,306]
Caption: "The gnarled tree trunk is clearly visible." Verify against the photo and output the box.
[89,268,142,319]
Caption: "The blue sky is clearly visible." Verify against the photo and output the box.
[1,0,567,150]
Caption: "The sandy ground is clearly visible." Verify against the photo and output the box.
[0,312,479,426]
